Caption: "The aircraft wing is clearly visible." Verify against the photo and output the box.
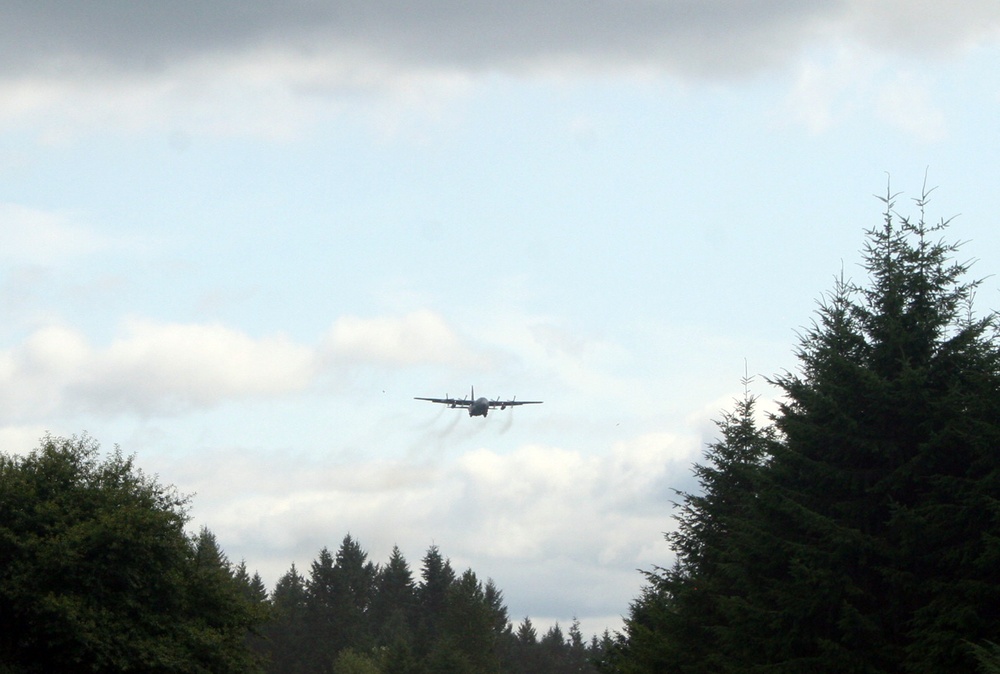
[414,396,473,407]
[488,399,543,408]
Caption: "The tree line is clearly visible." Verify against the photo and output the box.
[0,434,608,673]
[253,535,609,673]
[604,185,1000,672]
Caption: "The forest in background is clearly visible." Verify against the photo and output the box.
[252,535,609,673]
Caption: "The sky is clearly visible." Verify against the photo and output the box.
[2,0,1000,638]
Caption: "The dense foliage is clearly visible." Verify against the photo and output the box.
[610,185,1000,672]
[0,435,265,673]
[255,536,610,673]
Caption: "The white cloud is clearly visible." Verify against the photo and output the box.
[148,431,694,629]
[0,48,473,141]
[0,425,50,456]
[325,309,488,368]
[0,321,315,420]
[779,47,950,141]
[874,71,948,142]
[0,203,112,264]
[780,46,875,133]
[0,310,499,421]
[89,320,317,413]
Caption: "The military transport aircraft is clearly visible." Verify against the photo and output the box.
[415,387,543,417]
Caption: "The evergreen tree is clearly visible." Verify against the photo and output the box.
[614,183,1000,672]
[415,545,455,656]
[186,527,267,672]
[484,579,515,670]
[331,534,377,653]
[263,564,309,674]
[567,619,599,673]
[539,623,569,672]
[235,560,270,606]
[373,546,417,634]
[516,617,539,645]
[305,547,340,671]
[616,378,773,673]
[754,185,1000,671]
[373,546,419,673]
[440,569,504,673]
[512,617,542,673]
[302,538,376,671]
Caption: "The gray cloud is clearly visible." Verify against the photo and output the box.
[4,0,997,84]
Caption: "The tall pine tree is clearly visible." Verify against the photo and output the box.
[613,183,1000,673]
[755,184,1000,671]
[616,376,773,673]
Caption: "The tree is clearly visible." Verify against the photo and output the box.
[185,527,268,672]
[415,545,455,655]
[331,534,378,653]
[613,183,1000,672]
[755,185,1000,671]
[305,546,340,671]
[616,378,773,673]
[263,563,310,674]
[439,569,505,673]
[512,617,543,672]
[300,537,379,672]
[373,546,417,634]
[373,546,419,674]
[0,434,264,673]
[332,648,382,674]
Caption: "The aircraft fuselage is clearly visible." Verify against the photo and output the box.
[468,397,491,416]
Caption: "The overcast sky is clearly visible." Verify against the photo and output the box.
[2,1,1000,637]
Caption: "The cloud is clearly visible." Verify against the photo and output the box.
[0,203,114,264]
[0,2,820,78]
[841,0,1000,54]
[781,47,873,134]
[152,431,695,625]
[0,322,316,420]
[778,46,950,140]
[0,2,995,140]
[0,425,50,456]
[0,310,494,421]
[453,434,690,563]
[1,2,996,112]
[874,71,948,142]
[5,1,998,81]
[325,310,488,368]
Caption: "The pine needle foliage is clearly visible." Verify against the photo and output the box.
[612,182,1000,673]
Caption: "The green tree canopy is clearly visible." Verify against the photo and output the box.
[0,434,263,673]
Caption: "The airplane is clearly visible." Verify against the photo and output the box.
[415,386,543,417]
